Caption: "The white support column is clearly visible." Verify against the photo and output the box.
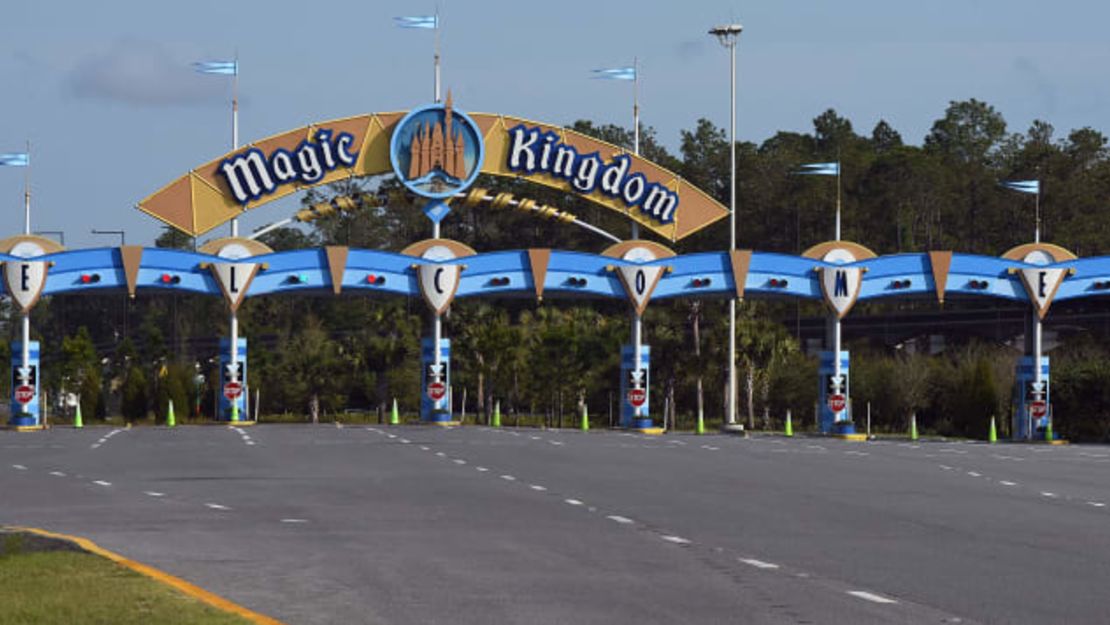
[229,312,239,420]
[434,314,442,368]
[21,314,30,375]
[1032,309,1042,440]
[633,313,643,417]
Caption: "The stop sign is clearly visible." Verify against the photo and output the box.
[627,388,646,408]
[1030,400,1047,419]
[427,381,446,401]
[14,384,33,405]
[223,382,243,400]
[828,393,846,413]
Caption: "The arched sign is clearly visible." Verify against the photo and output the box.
[137,105,729,241]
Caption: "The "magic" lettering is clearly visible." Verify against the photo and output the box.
[505,125,678,224]
[220,129,358,204]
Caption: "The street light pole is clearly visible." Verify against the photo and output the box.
[710,22,742,427]
[90,229,125,246]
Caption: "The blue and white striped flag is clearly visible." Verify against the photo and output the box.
[1001,180,1039,195]
[591,66,636,81]
[394,15,438,29]
[796,162,839,176]
[0,153,29,167]
[193,60,238,76]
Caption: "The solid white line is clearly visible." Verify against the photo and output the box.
[500,474,516,481]
[739,558,780,570]
[607,515,634,524]
[12,464,27,470]
[280,518,309,523]
[1087,501,1106,508]
[848,590,898,604]
[49,471,65,477]
[999,480,1017,486]
[92,480,112,487]
[529,484,547,491]
[205,503,230,510]
[660,535,691,545]
[1041,492,1057,498]
[144,491,165,497]
[564,499,583,506]
[476,467,489,472]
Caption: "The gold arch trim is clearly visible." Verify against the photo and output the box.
[1000,242,1078,262]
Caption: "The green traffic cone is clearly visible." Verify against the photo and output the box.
[231,402,240,422]
[1045,420,1053,442]
[988,415,997,443]
[492,401,501,428]
[581,404,589,431]
[696,412,705,435]
[910,413,919,441]
[390,398,399,425]
[73,399,83,429]
[166,399,176,428]
[785,410,794,437]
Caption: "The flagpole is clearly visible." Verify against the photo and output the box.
[230,56,240,239]
[835,158,841,241]
[434,11,441,103]
[1034,181,1041,244]
[23,140,30,236]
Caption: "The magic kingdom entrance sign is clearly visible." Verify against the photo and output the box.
[137,98,729,241]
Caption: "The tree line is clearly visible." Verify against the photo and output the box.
[11,98,1110,440]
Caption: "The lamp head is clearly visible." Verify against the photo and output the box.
[709,23,743,46]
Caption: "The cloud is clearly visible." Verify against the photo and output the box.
[67,39,226,107]
[675,40,707,62]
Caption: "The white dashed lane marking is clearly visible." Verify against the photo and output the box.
[529,484,547,491]
[607,515,634,524]
[1000,480,1017,486]
[564,499,584,506]
[1087,501,1107,508]
[92,480,112,487]
[660,535,691,545]
[967,471,981,477]
[12,464,27,470]
[500,475,516,481]
[476,467,489,472]
[453,459,466,465]
[205,503,231,511]
[144,491,165,497]
[847,590,898,604]
[1041,492,1058,498]
[281,518,309,524]
[739,558,780,570]
[49,471,65,477]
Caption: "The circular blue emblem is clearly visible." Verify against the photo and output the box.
[390,98,485,200]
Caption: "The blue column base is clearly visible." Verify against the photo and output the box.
[832,421,856,435]
[422,410,455,424]
[8,413,37,427]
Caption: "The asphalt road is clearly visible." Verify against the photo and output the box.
[4,424,1110,624]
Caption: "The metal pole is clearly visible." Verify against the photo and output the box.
[726,36,738,425]
[434,12,441,103]
[630,56,640,241]
[23,140,31,236]
[231,60,240,238]
[835,159,842,241]
[1034,188,1041,244]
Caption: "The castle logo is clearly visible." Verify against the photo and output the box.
[390,94,485,200]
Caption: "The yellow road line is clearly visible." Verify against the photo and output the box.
[6,526,286,625]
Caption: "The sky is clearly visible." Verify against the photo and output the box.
[2,0,1109,248]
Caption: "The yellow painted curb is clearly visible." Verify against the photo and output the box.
[1048,439,1069,446]
[426,421,461,426]
[3,425,46,432]
[6,526,285,625]
[834,433,868,441]
[634,427,666,436]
